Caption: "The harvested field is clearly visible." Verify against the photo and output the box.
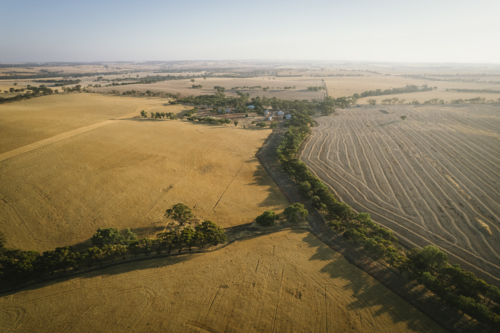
[0,94,176,154]
[0,111,287,251]
[0,230,445,333]
[300,104,500,283]
[96,77,326,101]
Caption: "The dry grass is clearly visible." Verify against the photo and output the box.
[0,230,445,333]
[0,104,288,251]
[0,94,175,154]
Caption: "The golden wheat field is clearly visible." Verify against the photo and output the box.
[0,94,288,251]
[0,94,180,154]
[0,230,445,333]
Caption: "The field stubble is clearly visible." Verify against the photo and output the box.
[300,104,500,283]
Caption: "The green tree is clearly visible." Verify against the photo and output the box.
[368,99,376,106]
[400,115,407,121]
[195,220,227,247]
[256,210,279,227]
[181,226,196,252]
[256,121,267,128]
[91,228,124,248]
[0,231,5,250]
[270,121,278,129]
[165,203,194,225]
[283,203,308,223]
[234,121,239,126]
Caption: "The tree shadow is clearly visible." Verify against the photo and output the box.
[246,157,288,208]
[292,230,446,332]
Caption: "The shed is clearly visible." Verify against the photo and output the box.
[247,105,255,109]
[264,109,270,115]
[225,108,231,113]
[277,110,284,116]
[268,116,273,121]
[217,108,223,113]
[285,114,292,120]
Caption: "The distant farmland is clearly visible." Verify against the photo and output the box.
[300,104,500,283]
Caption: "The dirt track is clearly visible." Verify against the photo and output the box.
[299,105,500,284]
[256,123,488,333]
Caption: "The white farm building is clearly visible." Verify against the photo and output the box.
[277,110,284,116]
[285,114,292,120]
[247,105,255,109]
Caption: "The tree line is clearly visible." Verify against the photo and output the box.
[0,204,227,289]
[307,86,326,91]
[446,88,500,94]
[275,107,500,329]
[0,85,56,104]
[34,79,81,86]
[354,84,435,99]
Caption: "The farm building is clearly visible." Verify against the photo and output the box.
[277,110,284,116]
[247,105,255,109]
[264,109,270,115]
[225,108,231,113]
[285,114,292,120]
[268,116,273,121]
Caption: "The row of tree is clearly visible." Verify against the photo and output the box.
[354,84,435,99]
[0,204,227,288]
[275,107,500,329]
[187,116,231,124]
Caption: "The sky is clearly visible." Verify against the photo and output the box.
[1,0,499,63]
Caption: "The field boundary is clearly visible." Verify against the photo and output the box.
[0,222,310,296]
[256,123,488,333]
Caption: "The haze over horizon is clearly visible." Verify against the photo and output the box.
[1,0,499,64]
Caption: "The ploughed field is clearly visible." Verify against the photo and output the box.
[0,230,445,333]
[300,104,500,283]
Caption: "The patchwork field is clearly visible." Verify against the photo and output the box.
[300,104,500,283]
[96,77,326,101]
[0,230,445,333]
[0,95,288,251]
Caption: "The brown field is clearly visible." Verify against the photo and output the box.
[0,95,288,251]
[96,77,326,101]
[0,230,445,333]
[300,104,500,283]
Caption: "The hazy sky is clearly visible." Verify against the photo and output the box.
[1,0,499,63]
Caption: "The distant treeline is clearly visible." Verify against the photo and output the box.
[446,88,500,94]
[307,86,326,91]
[0,70,140,80]
[0,205,227,289]
[0,85,56,104]
[34,79,81,86]
[354,84,435,99]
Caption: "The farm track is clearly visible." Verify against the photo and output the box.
[256,124,487,333]
[0,108,153,163]
[299,105,500,285]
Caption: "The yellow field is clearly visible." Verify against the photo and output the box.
[0,230,444,333]
[0,98,288,251]
[0,93,183,154]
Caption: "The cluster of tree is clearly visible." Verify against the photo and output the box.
[451,97,499,104]
[61,85,82,93]
[256,121,267,128]
[34,79,81,86]
[214,86,225,92]
[192,84,202,89]
[307,86,326,91]
[255,203,308,227]
[140,111,177,120]
[184,107,198,118]
[230,85,267,90]
[381,97,406,105]
[355,84,435,99]
[0,85,56,104]
[275,110,500,329]
[0,205,227,288]
[446,88,500,94]
[423,98,445,105]
[187,116,231,124]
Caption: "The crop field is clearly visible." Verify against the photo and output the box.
[0,95,287,251]
[97,77,326,101]
[0,230,445,333]
[300,104,500,283]
[0,94,178,154]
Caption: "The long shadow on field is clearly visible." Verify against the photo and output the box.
[295,230,442,332]
[0,250,196,297]
[247,157,289,208]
